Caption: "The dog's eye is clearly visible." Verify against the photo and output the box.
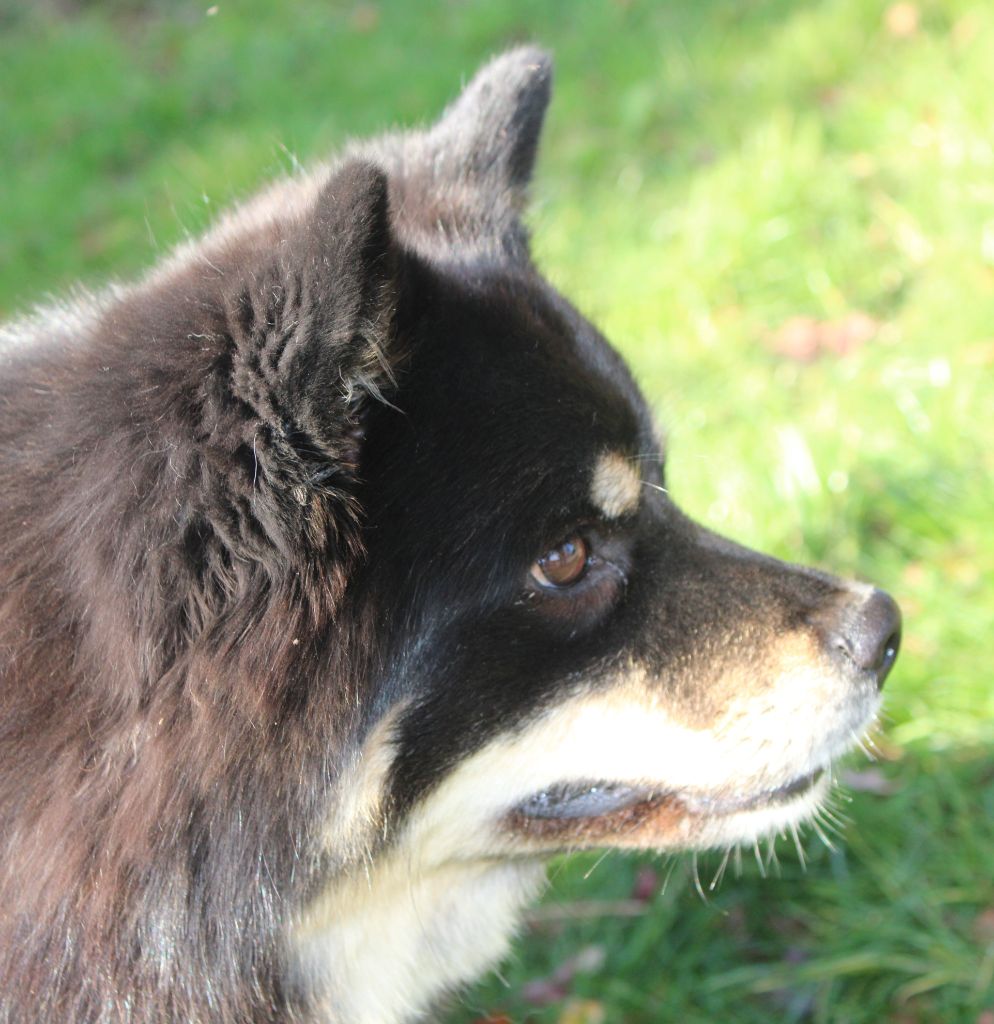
[530,535,589,588]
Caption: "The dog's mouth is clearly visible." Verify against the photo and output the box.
[505,770,825,847]
[515,782,655,820]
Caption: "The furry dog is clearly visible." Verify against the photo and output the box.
[0,48,900,1024]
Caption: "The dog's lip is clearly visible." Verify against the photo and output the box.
[678,768,824,815]
[513,770,824,823]
[514,782,651,820]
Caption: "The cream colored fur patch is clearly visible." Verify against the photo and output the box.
[590,452,641,518]
[295,858,545,1024]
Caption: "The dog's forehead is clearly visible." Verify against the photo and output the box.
[413,267,651,461]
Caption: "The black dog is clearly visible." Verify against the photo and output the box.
[0,48,900,1024]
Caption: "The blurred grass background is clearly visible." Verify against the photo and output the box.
[2,0,992,1021]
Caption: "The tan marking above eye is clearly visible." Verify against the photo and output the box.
[531,535,588,588]
[590,452,641,518]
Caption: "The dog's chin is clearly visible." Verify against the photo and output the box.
[504,769,832,852]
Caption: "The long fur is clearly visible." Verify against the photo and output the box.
[0,47,899,1024]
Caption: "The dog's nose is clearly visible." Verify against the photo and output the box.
[827,588,902,688]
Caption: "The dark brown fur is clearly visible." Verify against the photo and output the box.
[0,163,402,1023]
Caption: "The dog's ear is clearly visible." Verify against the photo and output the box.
[227,160,396,448]
[380,47,553,259]
[429,46,552,205]
[220,161,398,555]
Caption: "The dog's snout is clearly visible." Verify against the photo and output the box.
[823,588,902,688]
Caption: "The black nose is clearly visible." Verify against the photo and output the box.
[830,588,902,688]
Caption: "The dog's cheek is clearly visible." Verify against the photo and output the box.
[292,706,547,1024]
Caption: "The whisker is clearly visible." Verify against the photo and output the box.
[850,730,878,762]
[789,821,807,869]
[709,848,732,892]
[752,839,767,877]
[821,803,848,833]
[862,729,886,759]
[819,800,850,831]
[819,815,846,838]
[764,836,780,874]
[582,845,616,881]
[659,856,679,896]
[640,480,669,496]
[828,784,852,808]
[691,853,708,902]
[809,814,837,851]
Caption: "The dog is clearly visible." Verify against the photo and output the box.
[0,48,900,1024]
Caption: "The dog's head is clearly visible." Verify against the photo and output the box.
[123,49,898,871]
[235,49,899,866]
[0,44,902,1024]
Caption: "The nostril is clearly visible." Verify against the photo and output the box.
[836,588,902,688]
[880,628,901,677]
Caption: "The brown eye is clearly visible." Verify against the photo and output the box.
[531,535,589,588]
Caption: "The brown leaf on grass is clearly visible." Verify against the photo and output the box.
[820,312,879,355]
[769,317,821,362]
[768,313,880,362]
[973,908,994,945]
[522,945,606,1006]
[885,3,919,38]
[522,976,568,1006]
[976,1013,994,1024]
[350,4,379,32]
[818,86,843,110]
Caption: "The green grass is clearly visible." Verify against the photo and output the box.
[2,1,992,1021]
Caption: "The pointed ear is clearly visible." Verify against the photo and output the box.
[430,46,553,202]
[379,47,553,259]
[226,160,398,478]
[283,161,397,436]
